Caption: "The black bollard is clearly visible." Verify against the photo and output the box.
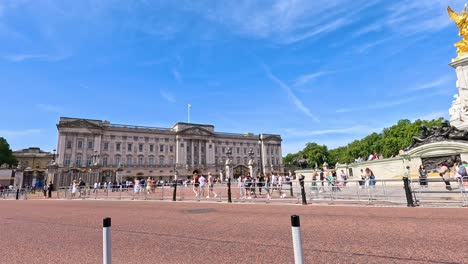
[403,177,415,207]
[227,178,232,203]
[172,181,177,202]
[16,188,20,200]
[299,175,307,205]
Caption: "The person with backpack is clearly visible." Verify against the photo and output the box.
[418,165,428,187]
[192,170,200,198]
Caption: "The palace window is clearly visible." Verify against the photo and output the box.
[160,144,164,152]
[139,144,143,152]
[236,157,241,164]
[159,156,164,166]
[116,143,121,151]
[115,156,121,166]
[127,143,132,151]
[76,155,82,166]
[88,141,93,149]
[149,156,155,165]
[126,156,132,166]
[169,157,174,166]
[104,142,109,150]
[64,155,71,166]
[66,141,72,149]
[77,141,83,149]
[138,156,143,166]
[169,146,173,152]
[150,144,154,152]
[103,156,108,167]
[86,156,92,166]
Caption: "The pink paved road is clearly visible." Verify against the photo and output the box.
[0,200,466,264]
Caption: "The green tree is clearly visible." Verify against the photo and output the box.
[0,137,17,166]
[283,118,447,166]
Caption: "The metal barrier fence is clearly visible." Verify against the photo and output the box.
[410,177,468,207]
[6,178,467,207]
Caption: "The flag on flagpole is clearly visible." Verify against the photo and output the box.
[188,104,192,109]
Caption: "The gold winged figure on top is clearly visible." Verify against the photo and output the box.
[448,4,468,57]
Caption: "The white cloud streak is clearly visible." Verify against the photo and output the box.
[263,64,319,121]
[293,71,326,87]
[185,0,378,44]
[36,104,62,113]
[336,91,445,113]
[284,125,382,137]
[172,68,183,84]
[410,75,454,91]
[2,53,68,62]
[160,90,176,103]
[0,129,41,138]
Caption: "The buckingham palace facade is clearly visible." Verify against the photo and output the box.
[53,117,283,185]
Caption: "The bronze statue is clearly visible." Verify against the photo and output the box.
[448,4,468,57]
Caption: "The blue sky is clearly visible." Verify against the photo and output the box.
[0,0,465,155]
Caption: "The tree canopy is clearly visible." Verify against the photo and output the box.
[0,137,17,167]
[284,118,445,168]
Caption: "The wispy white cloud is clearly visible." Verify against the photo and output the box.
[336,91,445,113]
[352,23,382,37]
[0,129,41,138]
[1,53,68,62]
[293,71,326,87]
[172,68,183,84]
[284,125,381,137]
[186,0,378,44]
[410,75,454,91]
[355,38,389,53]
[263,64,319,121]
[160,90,176,103]
[405,111,448,122]
[36,104,62,113]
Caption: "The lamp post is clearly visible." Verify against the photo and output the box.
[226,147,233,203]
[172,168,178,202]
[258,135,264,177]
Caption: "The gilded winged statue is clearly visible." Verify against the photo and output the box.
[448,4,468,57]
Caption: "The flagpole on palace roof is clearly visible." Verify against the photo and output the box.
[188,104,192,123]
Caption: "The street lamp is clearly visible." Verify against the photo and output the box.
[258,135,264,177]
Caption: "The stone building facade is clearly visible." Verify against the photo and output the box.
[13,147,53,187]
[55,117,283,186]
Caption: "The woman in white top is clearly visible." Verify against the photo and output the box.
[71,180,78,198]
[134,179,140,194]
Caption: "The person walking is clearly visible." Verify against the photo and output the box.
[206,172,217,198]
[319,169,325,193]
[418,165,428,188]
[258,173,264,195]
[192,170,200,198]
[438,163,452,190]
[47,182,53,198]
[71,180,78,198]
[265,174,271,198]
[365,168,376,187]
[359,169,366,188]
[199,174,206,198]
[340,170,348,187]
[42,183,48,198]
[146,177,152,194]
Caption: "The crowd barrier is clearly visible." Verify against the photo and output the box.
[8,177,466,207]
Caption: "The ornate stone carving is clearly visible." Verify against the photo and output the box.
[406,121,468,150]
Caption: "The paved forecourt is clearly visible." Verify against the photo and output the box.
[0,200,466,264]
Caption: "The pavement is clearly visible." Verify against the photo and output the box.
[0,200,466,264]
